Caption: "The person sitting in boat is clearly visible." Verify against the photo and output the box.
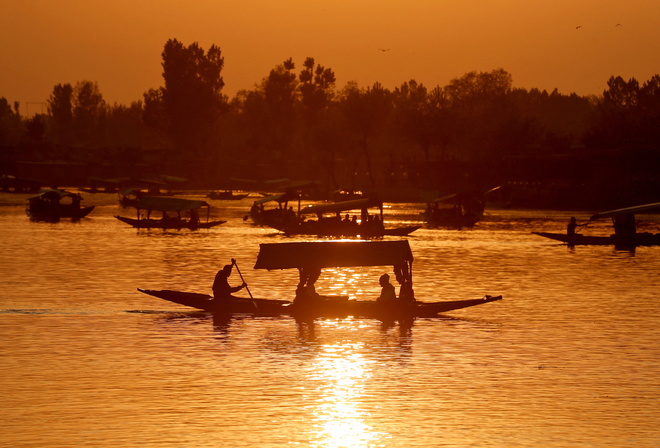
[613,213,636,239]
[394,263,415,302]
[295,266,321,304]
[212,260,247,301]
[567,217,577,236]
[376,274,397,303]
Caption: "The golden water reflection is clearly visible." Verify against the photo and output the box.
[306,340,384,448]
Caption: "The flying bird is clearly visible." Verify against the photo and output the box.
[615,23,622,27]
[378,48,391,52]
[575,25,582,29]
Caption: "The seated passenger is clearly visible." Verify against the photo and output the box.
[376,274,397,303]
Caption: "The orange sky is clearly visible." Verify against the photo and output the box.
[1,0,658,110]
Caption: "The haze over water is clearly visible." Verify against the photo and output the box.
[1,192,659,447]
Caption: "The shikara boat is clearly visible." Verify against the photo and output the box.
[139,240,502,320]
[421,187,500,229]
[26,189,95,222]
[533,202,660,248]
[115,196,226,230]
[207,190,249,200]
[246,192,300,227]
[273,198,420,237]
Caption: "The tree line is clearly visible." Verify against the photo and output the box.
[1,38,659,207]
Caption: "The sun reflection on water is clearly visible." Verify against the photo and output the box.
[306,341,384,448]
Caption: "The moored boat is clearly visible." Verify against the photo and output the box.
[421,187,500,229]
[115,196,226,230]
[26,189,95,222]
[207,190,249,200]
[275,198,420,237]
[246,192,300,227]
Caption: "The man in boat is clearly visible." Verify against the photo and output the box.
[394,263,415,302]
[613,213,636,239]
[294,266,321,304]
[376,274,397,303]
[567,217,577,236]
[212,260,247,301]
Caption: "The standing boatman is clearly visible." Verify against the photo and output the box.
[212,259,247,301]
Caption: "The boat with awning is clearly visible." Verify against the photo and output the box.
[273,198,420,237]
[138,241,502,320]
[115,196,226,230]
[533,201,660,248]
[26,189,95,222]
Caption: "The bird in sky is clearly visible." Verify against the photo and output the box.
[576,25,582,29]
[378,48,391,52]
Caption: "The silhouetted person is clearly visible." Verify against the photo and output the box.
[213,261,247,301]
[567,217,577,236]
[613,214,636,239]
[376,274,396,303]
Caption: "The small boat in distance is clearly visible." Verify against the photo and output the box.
[139,240,502,321]
[273,198,420,237]
[246,192,300,227]
[533,201,660,249]
[207,190,249,200]
[26,189,95,222]
[115,196,226,230]
[421,187,500,229]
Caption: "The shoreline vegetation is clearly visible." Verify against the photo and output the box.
[1,39,658,209]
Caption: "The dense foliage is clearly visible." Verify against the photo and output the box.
[1,40,658,207]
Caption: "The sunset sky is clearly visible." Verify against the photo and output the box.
[1,0,658,110]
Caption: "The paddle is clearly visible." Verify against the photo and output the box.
[231,258,254,299]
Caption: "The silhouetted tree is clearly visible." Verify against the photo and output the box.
[261,58,298,160]
[25,114,47,144]
[0,97,24,148]
[47,83,74,145]
[159,39,225,159]
[340,82,392,187]
[73,80,106,146]
[444,69,513,161]
[299,57,336,116]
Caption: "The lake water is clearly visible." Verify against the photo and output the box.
[1,192,659,447]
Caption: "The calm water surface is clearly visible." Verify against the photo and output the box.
[1,192,659,447]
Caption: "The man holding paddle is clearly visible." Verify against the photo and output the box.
[212,259,248,301]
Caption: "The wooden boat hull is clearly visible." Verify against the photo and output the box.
[138,288,502,318]
[207,191,249,200]
[115,216,226,230]
[533,232,660,247]
[27,205,95,221]
[138,289,290,314]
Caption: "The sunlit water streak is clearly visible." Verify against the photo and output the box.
[1,192,659,447]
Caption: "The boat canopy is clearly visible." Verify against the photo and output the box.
[253,192,298,205]
[300,198,382,216]
[254,240,413,270]
[590,202,660,220]
[28,189,80,201]
[135,196,208,212]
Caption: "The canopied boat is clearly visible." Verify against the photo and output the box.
[274,198,420,237]
[207,190,249,200]
[115,196,226,230]
[26,189,95,222]
[533,202,660,248]
[246,192,300,227]
[139,240,502,320]
[421,187,500,229]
